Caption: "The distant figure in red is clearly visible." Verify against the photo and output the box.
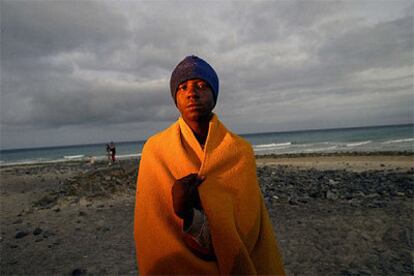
[109,142,116,163]
[106,144,111,162]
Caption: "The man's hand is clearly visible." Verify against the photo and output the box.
[172,173,204,219]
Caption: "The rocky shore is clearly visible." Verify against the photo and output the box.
[1,153,413,275]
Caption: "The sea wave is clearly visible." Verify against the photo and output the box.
[254,142,292,148]
[304,146,338,152]
[0,153,142,167]
[63,155,85,160]
[346,141,372,147]
[383,138,414,144]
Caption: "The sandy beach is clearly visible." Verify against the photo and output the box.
[1,153,413,275]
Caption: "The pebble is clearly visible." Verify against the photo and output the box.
[328,179,339,185]
[256,165,413,207]
[15,231,29,239]
[72,268,87,276]
[33,228,42,235]
[42,230,54,239]
[326,191,338,200]
[8,260,18,265]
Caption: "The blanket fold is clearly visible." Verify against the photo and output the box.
[134,114,285,275]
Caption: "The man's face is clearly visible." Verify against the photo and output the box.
[176,79,215,123]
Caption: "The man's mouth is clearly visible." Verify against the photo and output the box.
[186,104,203,109]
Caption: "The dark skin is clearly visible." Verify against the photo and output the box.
[172,174,204,219]
[172,79,215,220]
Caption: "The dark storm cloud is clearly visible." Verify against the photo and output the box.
[2,1,128,61]
[320,16,413,70]
[0,0,178,131]
[2,74,177,127]
[217,13,413,117]
[1,0,412,149]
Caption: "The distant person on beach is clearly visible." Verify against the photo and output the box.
[108,142,116,163]
[134,55,285,274]
[106,144,111,162]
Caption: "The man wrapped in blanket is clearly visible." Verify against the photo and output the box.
[134,55,285,275]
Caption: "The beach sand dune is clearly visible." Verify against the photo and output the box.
[1,154,413,275]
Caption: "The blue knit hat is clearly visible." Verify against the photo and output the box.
[170,55,219,105]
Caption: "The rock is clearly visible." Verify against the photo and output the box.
[79,198,90,206]
[12,219,23,224]
[42,230,54,239]
[340,269,360,276]
[33,195,57,209]
[328,179,339,185]
[15,231,29,239]
[288,197,299,205]
[72,268,87,276]
[33,228,42,235]
[51,206,60,212]
[366,200,388,208]
[298,198,308,204]
[22,208,33,215]
[326,190,338,200]
[78,211,87,216]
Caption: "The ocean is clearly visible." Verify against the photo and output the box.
[1,124,413,166]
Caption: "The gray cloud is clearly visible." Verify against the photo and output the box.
[2,1,128,60]
[1,0,413,149]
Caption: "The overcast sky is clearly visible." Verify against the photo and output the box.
[1,0,413,149]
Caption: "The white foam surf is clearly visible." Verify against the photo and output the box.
[254,142,292,148]
[383,138,414,144]
[346,141,372,147]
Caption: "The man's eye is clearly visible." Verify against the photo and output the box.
[178,85,187,91]
[197,82,207,89]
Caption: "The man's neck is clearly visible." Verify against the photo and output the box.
[183,114,212,146]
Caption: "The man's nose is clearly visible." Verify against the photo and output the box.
[187,85,199,98]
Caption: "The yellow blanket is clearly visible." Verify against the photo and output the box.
[134,114,285,275]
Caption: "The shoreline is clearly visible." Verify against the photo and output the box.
[1,150,413,168]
